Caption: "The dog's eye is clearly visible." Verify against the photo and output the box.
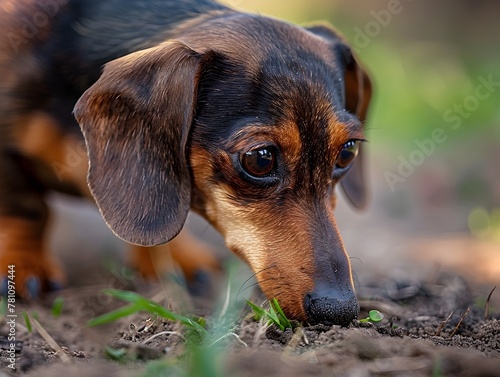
[240,147,276,177]
[336,140,360,169]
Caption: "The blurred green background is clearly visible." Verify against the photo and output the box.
[221,0,500,240]
[224,0,500,143]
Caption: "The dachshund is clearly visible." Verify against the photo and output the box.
[0,0,371,326]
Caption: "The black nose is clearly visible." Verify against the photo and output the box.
[304,291,359,327]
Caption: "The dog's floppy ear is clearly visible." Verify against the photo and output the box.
[307,25,372,209]
[339,45,372,210]
[74,41,205,246]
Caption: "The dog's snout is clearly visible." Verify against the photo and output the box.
[303,218,359,326]
[304,289,359,327]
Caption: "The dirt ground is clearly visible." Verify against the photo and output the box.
[0,256,498,377]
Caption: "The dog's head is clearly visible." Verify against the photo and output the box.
[74,14,372,326]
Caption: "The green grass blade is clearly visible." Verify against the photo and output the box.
[89,290,209,339]
[88,303,143,327]
[23,312,32,333]
[245,300,266,320]
[105,290,202,326]
[271,298,292,329]
[136,299,208,336]
[104,346,128,362]
[101,289,148,304]
[267,304,283,330]
[51,297,64,318]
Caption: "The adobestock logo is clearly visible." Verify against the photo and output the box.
[8,0,69,54]
[385,74,500,192]
[352,0,413,54]
[443,74,499,130]
[51,143,88,182]
[384,129,448,191]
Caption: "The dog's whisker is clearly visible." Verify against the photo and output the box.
[237,280,269,299]
[350,256,363,264]
[236,264,279,297]
[199,224,213,239]
[237,276,280,301]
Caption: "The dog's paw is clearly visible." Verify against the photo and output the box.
[0,249,65,299]
[128,239,221,292]
[186,269,214,297]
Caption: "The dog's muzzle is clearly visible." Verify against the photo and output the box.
[304,290,359,326]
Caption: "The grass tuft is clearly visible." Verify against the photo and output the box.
[88,289,209,343]
[246,298,294,331]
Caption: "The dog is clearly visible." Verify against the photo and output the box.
[0,0,371,326]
